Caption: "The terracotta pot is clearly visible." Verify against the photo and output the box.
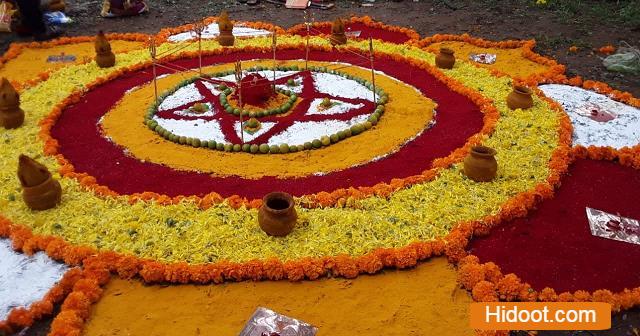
[96,52,116,68]
[217,31,235,46]
[18,155,62,211]
[22,176,62,211]
[435,47,455,69]
[0,78,24,129]
[331,18,347,45]
[0,108,24,129]
[507,85,534,110]
[463,146,498,182]
[95,31,116,68]
[258,192,297,237]
[331,33,347,45]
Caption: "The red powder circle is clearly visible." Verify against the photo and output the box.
[51,50,483,199]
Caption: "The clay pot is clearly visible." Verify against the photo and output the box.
[217,31,235,47]
[331,32,347,45]
[463,146,498,182]
[217,11,235,46]
[18,155,62,211]
[435,47,455,69]
[0,78,24,129]
[95,31,116,68]
[331,18,347,45]
[506,85,534,110]
[258,192,297,237]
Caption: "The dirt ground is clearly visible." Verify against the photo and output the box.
[1,0,639,335]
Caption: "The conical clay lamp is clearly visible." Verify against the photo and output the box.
[217,11,235,47]
[95,31,116,68]
[0,78,24,129]
[18,155,62,211]
[330,18,347,45]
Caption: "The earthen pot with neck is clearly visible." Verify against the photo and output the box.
[463,146,498,182]
[18,155,62,211]
[217,11,235,47]
[507,85,534,110]
[435,47,455,69]
[95,31,116,68]
[0,78,24,129]
[258,192,297,237]
[330,18,347,45]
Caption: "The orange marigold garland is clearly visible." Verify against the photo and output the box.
[0,267,84,335]
[456,248,640,313]
[155,16,285,43]
[287,16,420,42]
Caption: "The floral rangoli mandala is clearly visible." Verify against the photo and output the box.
[0,15,639,336]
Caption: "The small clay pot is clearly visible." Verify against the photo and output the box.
[463,146,498,182]
[0,78,24,129]
[258,192,297,237]
[330,18,348,45]
[96,52,116,68]
[331,32,347,45]
[217,31,235,46]
[0,107,24,129]
[435,47,455,69]
[18,155,62,211]
[95,31,116,68]
[507,85,534,110]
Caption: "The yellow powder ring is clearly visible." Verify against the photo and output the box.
[100,59,435,178]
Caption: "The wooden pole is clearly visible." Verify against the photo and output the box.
[369,38,377,103]
[149,38,158,104]
[235,61,244,144]
[272,30,277,90]
[198,34,202,75]
[304,10,312,70]
[194,20,205,76]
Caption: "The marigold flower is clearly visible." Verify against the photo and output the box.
[472,281,499,302]
[598,45,616,55]
[458,263,485,290]
[496,273,524,301]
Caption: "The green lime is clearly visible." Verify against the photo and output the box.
[279,143,290,153]
[312,139,322,149]
[349,125,360,135]
[232,144,242,152]
[224,144,233,152]
[259,144,269,154]
[330,134,339,143]
[320,136,331,146]
[250,144,259,153]
[304,142,313,150]
[242,144,251,152]
[216,142,224,151]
